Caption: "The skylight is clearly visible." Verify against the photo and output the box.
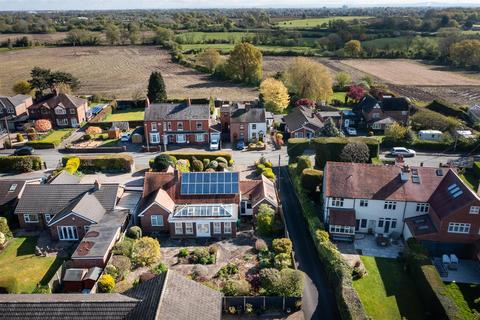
[8,184,17,192]
[448,184,463,199]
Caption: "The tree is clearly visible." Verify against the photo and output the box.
[34,119,52,132]
[346,85,365,102]
[259,268,304,297]
[147,71,167,103]
[98,274,115,293]
[259,78,290,114]
[320,118,343,137]
[296,155,312,175]
[153,27,174,45]
[151,154,175,171]
[196,48,222,72]
[12,80,32,95]
[344,40,362,57]
[450,40,480,69]
[256,204,275,236]
[128,23,140,44]
[29,67,79,94]
[284,57,333,102]
[226,43,262,85]
[339,142,370,163]
[335,72,351,90]
[0,217,12,239]
[295,98,315,108]
[105,24,120,45]
[132,237,161,267]
[385,123,408,143]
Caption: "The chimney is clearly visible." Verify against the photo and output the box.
[400,164,410,182]
[187,98,191,106]
[145,97,150,108]
[94,179,101,190]
[395,155,404,166]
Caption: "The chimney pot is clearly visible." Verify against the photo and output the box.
[94,179,101,190]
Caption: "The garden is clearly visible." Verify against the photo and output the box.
[24,120,75,149]
[149,152,234,173]
[102,108,145,122]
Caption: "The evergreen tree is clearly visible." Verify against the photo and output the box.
[147,71,167,103]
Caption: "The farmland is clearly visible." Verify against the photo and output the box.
[180,43,315,54]
[0,46,257,100]
[176,31,252,43]
[277,16,373,28]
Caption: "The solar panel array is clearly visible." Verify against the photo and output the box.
[181,172,239,195]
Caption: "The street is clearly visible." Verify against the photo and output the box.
[380,151,463,167]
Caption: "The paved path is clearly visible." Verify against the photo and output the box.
[278,166,340,320]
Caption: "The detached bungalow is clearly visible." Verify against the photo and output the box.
[285,105,324,138]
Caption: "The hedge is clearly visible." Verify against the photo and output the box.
[426,99,469,122]
[473,162,480,178]
[163,151,233,164]
[288,165,366,320]
[0,156,42,173]
[287,138,310,163]
[311,137,379,169]
[381,137,479,153]
[301,169,323,192]
[405,239,460,319]
[25,141,57,149]
[62,155,133,173]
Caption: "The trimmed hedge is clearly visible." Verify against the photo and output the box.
[287,138,310,163]
[311,137,379,169]
[163,151,232,164]
[62,155,133,173]
[405,239,460,319]
[25,141,57,149]
[301,169,323,192]
[473,162,480,178]
[426,99,469,122]
[0,156,42,173]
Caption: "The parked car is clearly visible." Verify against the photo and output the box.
[235,140,246,150]
[390,147,416,157]
[13,146,34,156]
[120,132,131,142]
[345,127,357,136]
[210,139,220,151]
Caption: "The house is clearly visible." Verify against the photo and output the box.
[137,171,278,238]
[144,100,213,147]
[0,270,222,320]
[418,130,444,141]
[220,102,267,143]
[285,105,324,138]
[353,95,410,131]
[28,93,88,128]
[323,162,480,257]
[0,94,32,131]
[0,180,26,220]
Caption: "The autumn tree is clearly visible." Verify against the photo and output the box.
[347,85,365,102]
[147,71,167,103]
[284,57,333,102]
[153,27,174,45]
[105,23,120,45]
[259,78,290,114]
[450,39,480,69]
[344,40,362,57]
[295,98,315,108]
[335,72,351,90]
[12,80,32,95]
[196,48,222,72]
[226,43,262,85]
[132,237,161,267]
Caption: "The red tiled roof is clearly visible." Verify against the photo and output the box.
[329,209,355,226]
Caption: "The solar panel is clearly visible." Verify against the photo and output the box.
[180,172,239,195]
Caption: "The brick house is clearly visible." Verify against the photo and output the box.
[0,94,32,131]
[137,171,278,239]
[220,102,267,143]
[144,100,213,147]
[323,161,480,258]
[28,93,88,128]
[284,105,324,138]
[353,95,410,131]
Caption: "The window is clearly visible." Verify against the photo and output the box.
[294,132,304,138]
[378,219,384,228]
[239,132,244,138]
[372,123,381,129]
[176,134,186,143]
[55,107,66,115]
[252,124,256,130]
[56,118,68,126]
[402,111,408,115]
[177,122,183,131]
[84,225,90,233]
[196,122,203,130]
[151,215,164,227]
[360,219,367,228]
[470,206,480,215]
[240,124,244,130]
[24,214,38,223]
[8,184,17,192]
[150,133,160,144]
[167,122,172,130]
[213,222,221,234]
[69,108,76,115]
[151,122,157,131]
[41,108,49,115]
[58,226,78,240]
[329,225,354,234]
[391,219,397,229]
[359,199,368,207]
[196,134,204,142]
[175,223,183,234]
[448,222,471,234]
[384,201,397,210]
[71,118,78,127]
[224,222,232,234]
[416,203,430,213]
[7,108,14,114]
[372,113,380,119]
[44,214,53,223]
[185,222,194,234]
[331,197,344,207]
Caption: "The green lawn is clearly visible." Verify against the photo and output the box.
[331,91,347,103]
[353,256,425,320]
[445,282,480,320]
[277,16,372,29]
[0,237,63,293]
[38,129,74,143]
[459,170,479,191]
[103,108,145,122]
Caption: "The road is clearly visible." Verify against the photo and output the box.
[380,151,462,167]
[278,166,340,320]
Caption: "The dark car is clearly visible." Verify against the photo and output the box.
[235,140,245,150]
[13,146,34,156]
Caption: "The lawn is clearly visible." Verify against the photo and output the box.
[0,237,63,293]
[459,170,479,191]
[353,256,425,320]
[103,108,145,122]
[445,282,480,320]
[277,16,372,29]
[38,129,74,143]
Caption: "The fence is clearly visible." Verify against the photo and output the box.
[47,260,68,293]
[223,296,301,314]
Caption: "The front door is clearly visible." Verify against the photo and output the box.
[355,219,360,231]
[384,220,390,234]
[196,223,210,237]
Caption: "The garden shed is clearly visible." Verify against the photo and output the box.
[418,130,443,141]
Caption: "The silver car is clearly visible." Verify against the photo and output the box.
[390,147,416,157]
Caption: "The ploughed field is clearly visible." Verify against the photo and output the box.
[0,46,258,100]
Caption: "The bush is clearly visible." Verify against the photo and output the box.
[259,268,304,297]
[215,157,228,165]
[0,156,42,173]
[85,126,103,135]
[274,253,292,270]
[27,132,37,142]
[202,158,210,168]
[34,119,52,132]
[287,138,310,163]
[296,155,312,175]
[192,158,204,172]
[164,152,232,164]
[255,239,268,252]
[191,248,215,265]
[16,133,24,142]
[98,274,115,293]
[132,237,161,267]
[64,157,80,174]
[411,109,461,132]
[150,154,175,172]
[83,134,93,141]
[263,161,273,168]
[0,217,13,239]
[262,168,276,181]
[256,164,266,174]
[105,265,119,280]
[339,142,370,163]
[208,160,218,170]
[426,99,468,121]
[178,248,189,258]
[256,204,275,236]
[127,226,142,239]
[0,232,5,247]
[111,255,131,280]
[3,139,12,149]
[113,238,134,258]
[32,284,51,294]
[62,155,133,173]
[151,262,168,275]
[300,169,323,193]
[272,238,293,255]
[191,264,209,280]
[176,159,190,172]
[223,279,251,296]
[217,262,239,279]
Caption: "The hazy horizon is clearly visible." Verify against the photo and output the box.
[1,0,480,11]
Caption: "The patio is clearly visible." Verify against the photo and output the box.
[436,258,480,284]
[354,234,404,259]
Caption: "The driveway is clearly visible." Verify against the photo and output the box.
[278,166,340,320]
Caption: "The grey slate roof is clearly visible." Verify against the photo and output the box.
[48,192,107,225]
[0,180,26,206]
[285,106,323,132]
[50,171,81,184]
[124,272,167,320]
[8,94,30,106]
[230,107,266,123]
[144,102,209,121]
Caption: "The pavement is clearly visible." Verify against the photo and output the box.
[380,151,463,167]
[278,166,340,320]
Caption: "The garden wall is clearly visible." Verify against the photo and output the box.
[223,296,301,314]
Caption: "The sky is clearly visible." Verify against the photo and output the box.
[1,0,480,10]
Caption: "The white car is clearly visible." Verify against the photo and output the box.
[210,139,220,151]
[120,132,131,142]
[390,147,416,157]
[345,127,357,136]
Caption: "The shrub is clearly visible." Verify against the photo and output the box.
[3,139,12,149]
[0,217,13,239]
[272,238,293,255]
[62,155,133,173]
[256,204,275,236]
[208,244,219,255]
[274,253,292,270]
[217,263,239,279]
[85,126,103,135]
[339,142,370,163]
[151,262,168,275]
[262,168,276,181]
[32,284,51,294]
[223,280,251,296]
[98,274,115,293]
[164,152,232,164]
[228,159,235,166]
[27,132,37,141]
[263,161,273,168]
[127,226,142,239]
[255,239,268,252]
[411,109,461,132]
[16,133,24,142]
[202,158,210,168]
[178,248,189,258]
[132,237,161,267]
[296,155,312,175]
[191,248,215,265]
[105,265,119,280]
[217,162,227,171]
[64,157,80,174]
[259,268,304,297]
[0,156,42,173]
[83,134,93,141]
[300,169,323,193]
[256,164,266,174]
[151,154,175,172]
[111,255,131,280]
[287,138,310,163]
[34,119,52,132]
[425,99,468,121]
[215,156,228,165]
[208,160,218,170]
[176,159,190,172]
[191,264,209,280]
[192,158,204,172]
[0,232,5,247]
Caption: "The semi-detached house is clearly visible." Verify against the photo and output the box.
[28,93,87,128]
[220,102,267,143]
[323,161,480,257]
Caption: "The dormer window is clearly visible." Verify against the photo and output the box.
[55,106,66,115]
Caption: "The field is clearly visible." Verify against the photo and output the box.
[277,16,372,28]
[180,43,315,54]
[0,46,257,100]
[176,31,252,43]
